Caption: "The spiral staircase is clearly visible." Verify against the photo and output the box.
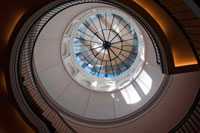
[0,0,200,132]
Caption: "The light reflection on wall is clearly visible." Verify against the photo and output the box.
[136,70,152,95]
[134,0,198,67]
[120,84,141,104]
[115,68,153,105]
[0,71,7,93]
[6,11,25,44]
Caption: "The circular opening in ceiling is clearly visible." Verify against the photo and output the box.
[61,8,145,92]
[28,0,168,128]
[73,12,139,78]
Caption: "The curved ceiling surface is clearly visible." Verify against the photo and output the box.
[4,0,200,132]
[33,1,167,127]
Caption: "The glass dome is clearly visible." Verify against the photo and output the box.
[73,13,138,78]
[61,8,145,92]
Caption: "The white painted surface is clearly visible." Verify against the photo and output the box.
[65,71,200,133]
[85,93,116,119]
[57,82,91,116]
[37,63,72,100]
[34,39,61,72]
[37,13,68,40]
[33,2,167,127]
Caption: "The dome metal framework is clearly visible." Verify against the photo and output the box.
[61,7,145,92]
[73,12,138,78]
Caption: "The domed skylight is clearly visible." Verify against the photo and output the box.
[73,13,138,78]
[61,8,145,92]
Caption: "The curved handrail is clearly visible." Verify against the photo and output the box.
[154,0,200,132]
[169,88,200,132]
[154,0,200,65]
[15,0,164,132]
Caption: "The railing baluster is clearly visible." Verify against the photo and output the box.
[177,18,198,22]
[193,110,200,121]
[168,2,184,10]
[186,120,196,132]
[184,122,190,132]
[180,126,185,133]
[190,115,200,130]
[190,40,200,44]
[182,26,200,30]
[172,9,191,17]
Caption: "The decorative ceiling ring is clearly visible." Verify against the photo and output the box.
[9,0,171,130]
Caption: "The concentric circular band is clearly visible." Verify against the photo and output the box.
[61,7,145,92]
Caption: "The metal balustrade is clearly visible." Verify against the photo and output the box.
[15,0,166,132]
[155,0,200,65]
[169,89,200,133]
[155,0,200,132]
